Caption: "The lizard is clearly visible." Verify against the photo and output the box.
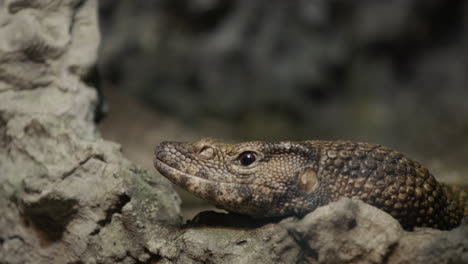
[154,138,467,230]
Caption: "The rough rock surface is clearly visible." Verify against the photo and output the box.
[0,1,467,264]
[0,1,181,263]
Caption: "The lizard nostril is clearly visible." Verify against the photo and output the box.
[192,138,218,159]
[199,146,215,159]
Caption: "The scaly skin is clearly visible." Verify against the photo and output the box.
[154,138,467,230]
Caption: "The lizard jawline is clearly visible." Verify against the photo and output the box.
[154,158,259,188]
[154,158,272,214]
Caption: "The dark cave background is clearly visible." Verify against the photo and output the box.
[96,0,468,215]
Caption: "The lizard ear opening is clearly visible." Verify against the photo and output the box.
[298,168,319,193]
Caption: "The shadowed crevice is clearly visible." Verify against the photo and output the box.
[90,193,131,236]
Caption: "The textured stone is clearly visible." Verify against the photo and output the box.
[285,199,402,263]
[0,1,181,263]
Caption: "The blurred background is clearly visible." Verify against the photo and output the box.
[96,0,468,219]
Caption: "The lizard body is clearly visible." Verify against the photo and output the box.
[154,138,467,230]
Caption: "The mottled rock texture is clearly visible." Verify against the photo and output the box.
[0,1,181,263]
[0,0,467,264]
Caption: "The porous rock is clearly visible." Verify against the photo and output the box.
[0,1,181,263]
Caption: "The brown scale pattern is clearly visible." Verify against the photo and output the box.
[155,139,466,231]
[312,140,465,230]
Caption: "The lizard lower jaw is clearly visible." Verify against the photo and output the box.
[154,158,252,187]
[154,157,216,197]
[154,158,277,216]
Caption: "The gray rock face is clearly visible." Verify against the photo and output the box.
[0,1,467,263]
[285,199,467,264]
[122,198,467,264]
[0,1,181,263]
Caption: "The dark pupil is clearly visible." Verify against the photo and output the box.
[239,152,256,166]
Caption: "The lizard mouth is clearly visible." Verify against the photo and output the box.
[154,157,219,185]
[154,157,266,188]
[154,157,264,212]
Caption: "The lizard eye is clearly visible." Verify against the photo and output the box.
[237,151,257,166]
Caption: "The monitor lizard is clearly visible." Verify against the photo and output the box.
[154,138,467,230]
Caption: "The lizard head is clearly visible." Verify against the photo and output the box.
[154,138,329,217]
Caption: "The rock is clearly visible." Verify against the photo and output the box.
[0,1,181,263]
[285,198,468,264]
[285,199,402,263]
[124,198,467,264]
[413,222,468,264]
